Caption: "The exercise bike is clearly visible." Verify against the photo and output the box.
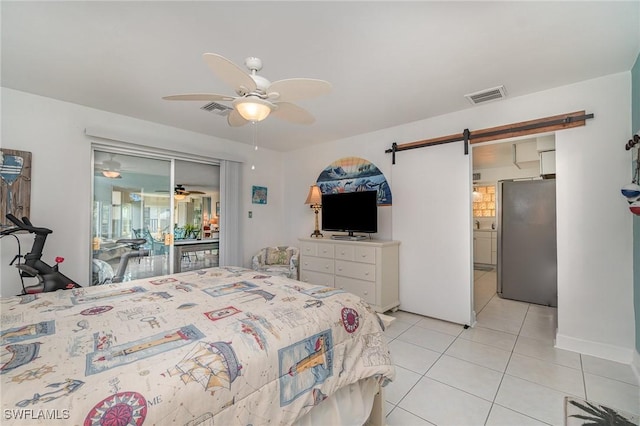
[1,214,82,294]
[92,238,150,285]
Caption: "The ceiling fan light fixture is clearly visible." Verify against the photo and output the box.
[102,170,121,179]
[174,193,186,201]
[233,97,272,122]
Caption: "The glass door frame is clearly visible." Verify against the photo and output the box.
[90,144,221,284]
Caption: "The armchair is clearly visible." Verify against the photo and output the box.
[142,228,167,256]
[251,246,299,280]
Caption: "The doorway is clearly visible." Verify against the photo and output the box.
[471,134,556,317]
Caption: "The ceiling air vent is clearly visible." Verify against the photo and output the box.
[464,85,507,105]
[200,101,233,116]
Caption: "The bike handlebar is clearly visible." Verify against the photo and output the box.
[4,214,53,235]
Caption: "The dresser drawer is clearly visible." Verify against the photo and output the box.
[354,246,376,264]
[316,243,335,258]
[301,241,318,257]
[335,276,375,305]
[300,270,334,287]
[335,260,375,282]
[335,245,355,261]
[301,256,334,274]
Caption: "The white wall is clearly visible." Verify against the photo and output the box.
[284,72,635,363]
[0,88,286,296]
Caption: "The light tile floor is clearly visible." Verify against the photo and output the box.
[383,269,640,426]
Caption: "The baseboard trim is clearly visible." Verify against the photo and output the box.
[555,333,635,364]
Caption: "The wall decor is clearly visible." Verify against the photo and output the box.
[0,148,32,226]
[252,186,268,204]
[621,131,640,215]
[316,157,392,205]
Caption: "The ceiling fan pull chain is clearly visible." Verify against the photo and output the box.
[251,121,258,170]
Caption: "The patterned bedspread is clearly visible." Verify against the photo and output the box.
[0,267,395,425]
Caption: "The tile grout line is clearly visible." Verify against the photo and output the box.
[579,353,588,401]
[385,320,466,424]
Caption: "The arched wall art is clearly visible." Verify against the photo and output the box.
[316,157,392,205]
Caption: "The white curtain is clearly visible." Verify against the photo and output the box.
[219,160,243,267]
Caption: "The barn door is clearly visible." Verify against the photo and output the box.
[391,141,473,325]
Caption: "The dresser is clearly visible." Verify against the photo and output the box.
[298,238,400,313]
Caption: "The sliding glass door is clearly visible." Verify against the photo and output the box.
[91,149,224,284]
[173,159,221,273]
[92,150,171,284]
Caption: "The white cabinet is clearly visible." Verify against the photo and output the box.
[299,238,400,313]
[474,230,497,265]
[513,140,539,169]
[539,150,556,177]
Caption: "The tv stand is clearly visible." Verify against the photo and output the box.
[331,235,368,241]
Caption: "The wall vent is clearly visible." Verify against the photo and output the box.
[464,85,507,105]
[200,102,233,116]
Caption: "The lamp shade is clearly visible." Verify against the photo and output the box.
[233,97,272,122]
[305,185,322,205]
[102,170,121,179]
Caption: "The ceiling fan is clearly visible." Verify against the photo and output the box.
[174,184,205,196]
[95,155,122,179]
[163,53,331,126]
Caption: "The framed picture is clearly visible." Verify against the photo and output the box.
[215,201,220,216]
[1,148,32,227]
[252,186,267,204]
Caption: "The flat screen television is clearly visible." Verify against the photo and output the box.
[321,190,377,238]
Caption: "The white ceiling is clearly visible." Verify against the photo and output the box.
[2,1,639,152]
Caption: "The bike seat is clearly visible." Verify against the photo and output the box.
[116,238,147,247]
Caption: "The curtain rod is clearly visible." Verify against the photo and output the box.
[385,111,594,164]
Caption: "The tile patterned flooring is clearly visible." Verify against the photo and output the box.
[383,269,640,426]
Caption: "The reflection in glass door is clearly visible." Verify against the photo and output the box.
[92,150,171,285]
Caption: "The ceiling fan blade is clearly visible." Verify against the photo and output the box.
[271,102,315,125]
[203,53,257,95]
[267,78,331,102]
[188,190,206,195]
[227,109,249,127]
[163,93,235,102]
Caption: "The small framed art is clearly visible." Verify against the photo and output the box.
[252,186,267,204]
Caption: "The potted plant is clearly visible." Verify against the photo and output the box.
[183,224,197,239]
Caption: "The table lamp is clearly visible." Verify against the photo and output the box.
[304,185,323,238]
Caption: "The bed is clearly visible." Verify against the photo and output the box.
[0,266,395,425]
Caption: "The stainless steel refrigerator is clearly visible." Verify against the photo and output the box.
[497,179,557,307]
